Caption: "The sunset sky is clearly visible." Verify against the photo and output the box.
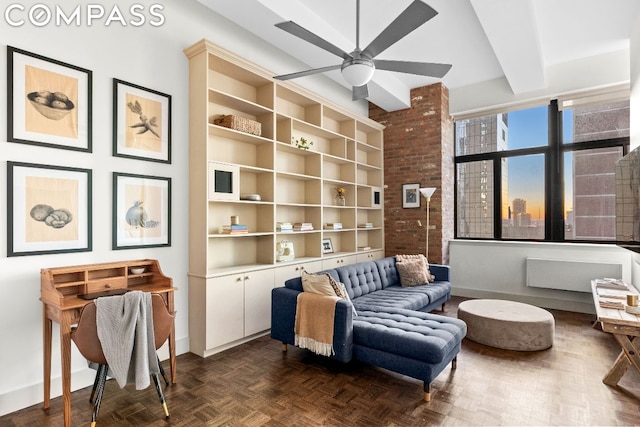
[504,106,574,221]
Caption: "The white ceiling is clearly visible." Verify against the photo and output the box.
[197,0,639,112]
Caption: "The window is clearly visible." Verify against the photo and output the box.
[455,99,629,242]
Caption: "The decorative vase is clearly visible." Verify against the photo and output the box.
[336,195,346,206]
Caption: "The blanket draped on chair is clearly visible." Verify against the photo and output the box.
[95,290,159,389]
[294,292,340,356]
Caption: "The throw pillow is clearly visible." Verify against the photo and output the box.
[396,254,435,282]
[327,276,357,318]
[301,270,336,296]
[396,258,430,287]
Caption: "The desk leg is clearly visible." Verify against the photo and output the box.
[59,311,73,427]
[603,335,639,387]
[169,330,177,384]
[42,304,52,410]
[167,293,177,384]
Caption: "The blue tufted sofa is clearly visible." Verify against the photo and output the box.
[271,256,467,401]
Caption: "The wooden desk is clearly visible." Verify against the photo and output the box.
[41,259,177,427]
[590,279,640,387]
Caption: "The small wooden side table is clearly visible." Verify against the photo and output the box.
[590,279,640,386]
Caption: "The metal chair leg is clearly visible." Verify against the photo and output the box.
[157,355,169,386]
[152,372,170,419]
[89,367,100,403]
[91,364,108,426]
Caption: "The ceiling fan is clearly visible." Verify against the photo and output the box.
[273,0,452,101]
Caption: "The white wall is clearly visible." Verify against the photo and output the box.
[450,240,634,314]
[631,4,640,151]
[0,0,359,416]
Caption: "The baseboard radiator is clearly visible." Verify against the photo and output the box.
[525,258,623,293]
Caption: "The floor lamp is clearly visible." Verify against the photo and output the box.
[419,187,436,259]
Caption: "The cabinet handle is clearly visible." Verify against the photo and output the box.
[236,277,242,282]
[105,283,112,288]
[245,276,250,280]
[295,267,299,271]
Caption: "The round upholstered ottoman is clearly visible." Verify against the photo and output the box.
[457,299,554,351]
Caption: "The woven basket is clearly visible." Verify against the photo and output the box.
[213,114,261,136]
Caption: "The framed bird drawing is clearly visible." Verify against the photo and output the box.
[112,78,172,163]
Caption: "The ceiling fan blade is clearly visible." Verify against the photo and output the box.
[352,84,369,101]
[275,21,352,59]
[362,1,438,59]
[274,64,342,81]
[374,59,452,78]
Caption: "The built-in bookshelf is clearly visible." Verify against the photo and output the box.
[184,39,385,357]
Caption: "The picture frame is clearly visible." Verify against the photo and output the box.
[208,161,239,201]
[321,238,334,254]
[113,172,171,249]
[402,183,420,208]
[7,46,92,152]
[7,161,92,256]
[371,186,382,208]
[113,78,171,163]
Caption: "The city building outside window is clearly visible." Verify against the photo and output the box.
[454,99,629,242]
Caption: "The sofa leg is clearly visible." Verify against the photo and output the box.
[452,357,457,369]
[281,343,287,352]
[423,383,431,402]
[441,302,446,311]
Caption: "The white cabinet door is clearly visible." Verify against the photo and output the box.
[274,260,322,287]
[244,268,276,336]
[356,250,385,263]
[206,275,245,349]
[321,255,358,270]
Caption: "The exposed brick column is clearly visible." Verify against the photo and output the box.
[369,83,454,264]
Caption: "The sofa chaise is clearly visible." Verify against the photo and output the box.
[271,256,467,400]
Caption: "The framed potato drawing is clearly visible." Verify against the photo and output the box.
[113,172,171,249]
[7,46,92,152]
[7,162,92,256]
[402,183,420,208]
[113,79,172,163]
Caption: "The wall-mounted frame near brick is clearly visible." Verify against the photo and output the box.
[402,183,420,208]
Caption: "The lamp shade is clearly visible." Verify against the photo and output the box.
[419,187,436,199]
[341,62,375,87]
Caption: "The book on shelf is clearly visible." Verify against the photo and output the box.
[358,223,374,228]
[325,222,343,230]
[219,224,248,234]
[276,222,293,232]
[358,246,371,251]
[293,222,314,231]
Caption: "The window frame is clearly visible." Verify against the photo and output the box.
[454,99,630,243]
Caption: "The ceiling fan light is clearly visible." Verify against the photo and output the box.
[342,62,375,87]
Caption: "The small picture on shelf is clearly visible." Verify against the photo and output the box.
[322,238,334,254]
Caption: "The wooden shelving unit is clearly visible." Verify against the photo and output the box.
[184,39,385,357]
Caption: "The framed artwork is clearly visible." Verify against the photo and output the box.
[208,161,239,201]
[371,186,382,208]
[7,161,92,256]
[113,78,172,163]
[7,46,92,152]
[321,238,334,254]
[402,183,420,208]
[113,172,171,249]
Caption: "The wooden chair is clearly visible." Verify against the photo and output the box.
[71,293,175,426]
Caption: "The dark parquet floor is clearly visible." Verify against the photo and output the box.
[2,296,640,426]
